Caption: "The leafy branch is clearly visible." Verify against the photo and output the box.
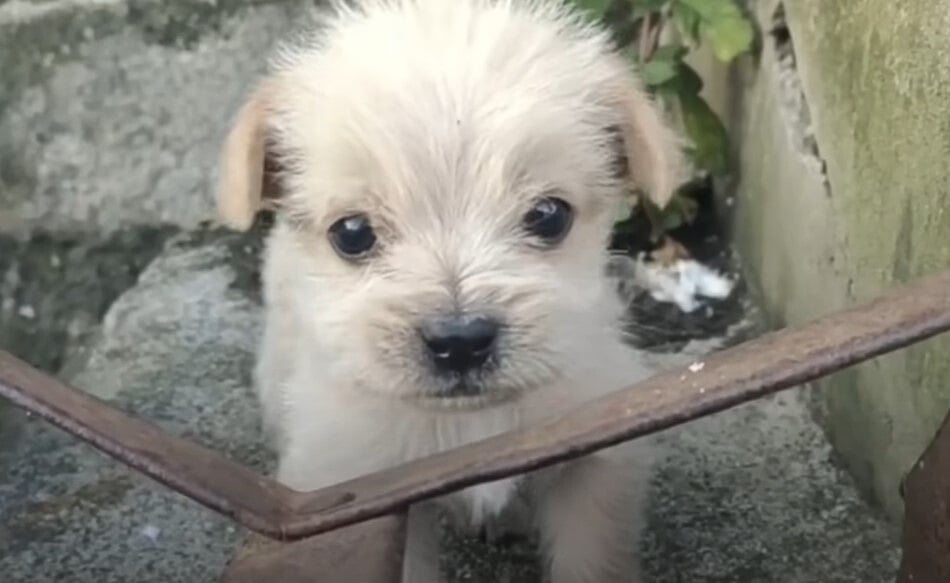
[577,0,755,241]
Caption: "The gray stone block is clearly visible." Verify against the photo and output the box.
[0,0,318,236]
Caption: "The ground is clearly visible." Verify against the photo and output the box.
[0,200,900,582]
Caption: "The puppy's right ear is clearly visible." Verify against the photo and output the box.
[216,82,282,231]
[607,58,689,210]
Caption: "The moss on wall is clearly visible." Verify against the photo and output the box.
[725,0,950,521]
[789,0,950,521]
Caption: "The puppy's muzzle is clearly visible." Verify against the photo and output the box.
[420,314,499,375]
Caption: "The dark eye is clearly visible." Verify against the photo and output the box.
[522,197,573,244]
[328,214,377,259]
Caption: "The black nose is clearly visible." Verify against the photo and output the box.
[421,315,499,374]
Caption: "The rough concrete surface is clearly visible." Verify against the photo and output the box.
[706,0,950,521]
[0,226,177,374]
[0,0,320,236]
[0,229,899,582]
[0,230,270,583]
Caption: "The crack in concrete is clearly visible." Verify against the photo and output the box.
[770,3,831,194]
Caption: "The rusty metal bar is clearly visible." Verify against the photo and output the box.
[896,409,950,583]
[0,349,294,538]
[279,270,950,537]
[220,514,408,583]
[1,270,949,543]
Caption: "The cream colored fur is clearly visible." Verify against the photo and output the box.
[215,1,686,581]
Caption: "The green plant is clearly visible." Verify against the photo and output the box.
[575,0,755,241]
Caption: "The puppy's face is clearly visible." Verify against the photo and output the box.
[217,0,684,407]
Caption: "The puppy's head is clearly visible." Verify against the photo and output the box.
[217,0,685,408]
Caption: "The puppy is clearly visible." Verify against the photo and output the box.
[215,1,685,581]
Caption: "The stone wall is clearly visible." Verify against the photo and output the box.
[707,0,950,521]
[0,0,317,237]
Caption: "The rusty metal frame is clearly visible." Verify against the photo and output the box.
[2,270,950,580]
[897,407,950,583]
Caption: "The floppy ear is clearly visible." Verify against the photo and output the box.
[216,81,283,231]
[612,68,688,208]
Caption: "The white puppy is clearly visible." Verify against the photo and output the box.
[215,1,685,581]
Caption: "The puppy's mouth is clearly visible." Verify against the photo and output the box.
[411,373,522,410]
[438,377,485,398]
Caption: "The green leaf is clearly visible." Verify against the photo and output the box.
[574,0,614,21]
[658,192,700,232]
[679,93,729,174]
[641,192,699,241]
[675,0,755,62]
[640,192,698,239]
[642,58,678,86]
[635,0,667,10]
[641,45,688,87]
[677,62,705,95]
[651,44,689,63]
[705,14,754,61]
[671,2,702,44]
[652,60,704,99]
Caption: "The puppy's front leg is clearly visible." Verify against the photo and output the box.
[402,502,444,583]
[534,445,652,583]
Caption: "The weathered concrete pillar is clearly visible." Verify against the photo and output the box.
[709,0,950,521]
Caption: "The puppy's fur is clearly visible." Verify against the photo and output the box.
[216,1,685,581]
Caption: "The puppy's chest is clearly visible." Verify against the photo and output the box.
[400,409,525,527]
[450,476,522,529]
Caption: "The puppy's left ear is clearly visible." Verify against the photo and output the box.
[611,66,688,208]
[216,80,283,231]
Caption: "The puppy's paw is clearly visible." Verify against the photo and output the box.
[402,504,445,583]
[534,449,651,583]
